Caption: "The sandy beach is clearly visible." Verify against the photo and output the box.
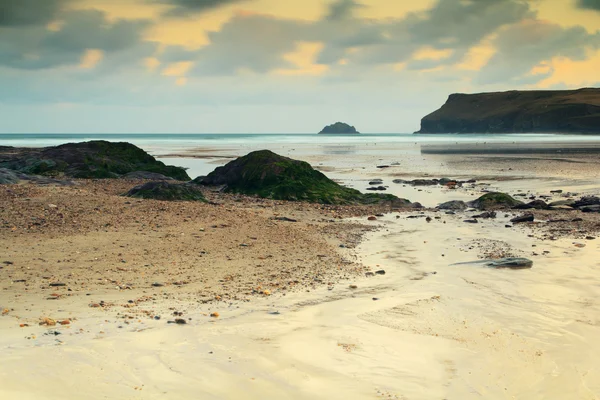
[2,144,600,400]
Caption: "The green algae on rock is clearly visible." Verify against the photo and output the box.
[0,141,190,180]
[197,150,412,206]
[124,181,206,202]
[469,192,523,210]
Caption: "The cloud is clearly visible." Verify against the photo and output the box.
[0,0,68,27]
[186,14,313,75]
[156,0,247,17]
[326,0,365,21]
[577,0,600,11]
[0,9,154,70]
[476,19,600,84]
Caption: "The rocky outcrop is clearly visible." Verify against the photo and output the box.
[418,88,600,133]
[0,141,190,180]
[123,182,206,202]
[319,122,359,134]
[196,150,414,206]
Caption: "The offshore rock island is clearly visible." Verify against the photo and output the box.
[417,87,600,134]
[319,122,360,134]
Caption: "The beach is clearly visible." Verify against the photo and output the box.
[1,135,600,399]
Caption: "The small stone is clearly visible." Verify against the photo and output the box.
[210,312,220,318]
[375,270,386,275]
[49,283,66,287]
[463,219,478,224]
[368,216,377,221]
[151,282,164,287]
[174,318,187,324]
[349,284,358,289]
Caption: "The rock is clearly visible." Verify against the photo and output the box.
[472,211,496,219]
[210,312,220,318]
[452,257,533,269]
[581,205,600,213]
[0,168,75,186]
[437,200,468,210]
[271,216,298,222]
[463,219,478,223]
[195,150,412,206]
[548,200,576,207]
[375,270,386,275]
[368,180,383,185]
[49,283,66,287]
[0,141,189,180]
[513,200,549,210]
[174,318,187,324]
[510,214,534,223]
[368,216,377,221]
[469,192,523,210]
[550,189,563,194]
[123,181,207,202]
[376,165,390,169]
[573,196,600,208]
[349,284,358,289]
[319,122,359,134]
[151,282,164,287]
[121,171,175,180]
[366,186,387,191]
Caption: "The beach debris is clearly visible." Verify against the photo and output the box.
[210,312,220,318]
[452,257,533,269]
[510,214,534,223]
[573,243,586,248]
[1,308,9,316]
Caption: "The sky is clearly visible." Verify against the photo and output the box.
[0,0,599,134]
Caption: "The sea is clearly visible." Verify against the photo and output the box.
[2,132,600,205]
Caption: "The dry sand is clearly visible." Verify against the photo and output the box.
[1,150,600,399]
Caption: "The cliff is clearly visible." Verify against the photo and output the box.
[417,88,600,134]
[319,122,359,134]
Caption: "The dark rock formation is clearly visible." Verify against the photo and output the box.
[418,88,600,134]
[319,122,359,134]
[123,182,206,202]
[0,141,189,180]
[196,150,414,206]
[513,200,549,210]
[468,192,523,210]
